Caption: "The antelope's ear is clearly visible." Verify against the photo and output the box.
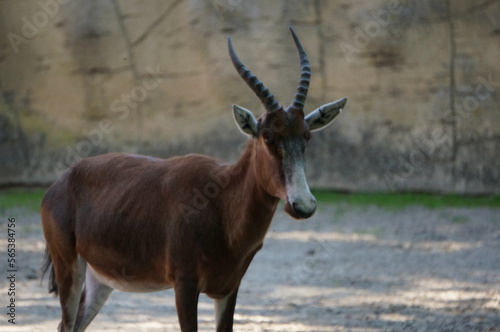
[305,97,348,132]
[233,104,259,137]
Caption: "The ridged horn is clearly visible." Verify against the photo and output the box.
[228,37,281,113]
[288,27,311,111]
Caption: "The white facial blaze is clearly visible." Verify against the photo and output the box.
[286,162,316,215]
[282,140,316,217]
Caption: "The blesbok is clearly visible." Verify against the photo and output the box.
[41,27,348,332]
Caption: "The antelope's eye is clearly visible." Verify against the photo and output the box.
[262,131,274,144]
[304,132,311,142]
[278,146,285,157]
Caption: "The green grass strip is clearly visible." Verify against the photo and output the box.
[0,188,499,213]
[312,190,500,209]
[0,188,46,213]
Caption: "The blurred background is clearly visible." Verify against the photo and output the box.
[1,0,499,194]
[1,2,499,330]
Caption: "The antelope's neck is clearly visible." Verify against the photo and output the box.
[223,140,280,253]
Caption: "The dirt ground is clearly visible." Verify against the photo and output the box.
[1,202,499,331]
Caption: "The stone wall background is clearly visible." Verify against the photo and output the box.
[1,0,499,194]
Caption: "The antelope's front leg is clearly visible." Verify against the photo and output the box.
[214,287,239,332]
[175,278,200,332]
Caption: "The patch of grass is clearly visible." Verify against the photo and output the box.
[331,204,349,223]
[451,215,470,224]
[438,212,471,224]
[1,188,499,214]
[0,188,46,213]
[312,190,500,210]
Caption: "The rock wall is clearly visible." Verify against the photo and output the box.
[0,0,499,193]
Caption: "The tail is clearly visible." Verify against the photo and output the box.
[41,247,58,295]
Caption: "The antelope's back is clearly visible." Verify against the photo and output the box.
[42,152,229,270]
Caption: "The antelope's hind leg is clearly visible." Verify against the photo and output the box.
[214,288,239,332]
[51,256,86,332]
[74,266,113,332]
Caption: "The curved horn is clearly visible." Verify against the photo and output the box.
[288,27,311,111]
[228,37,281,113]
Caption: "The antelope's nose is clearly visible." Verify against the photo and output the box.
[292,197,317,219]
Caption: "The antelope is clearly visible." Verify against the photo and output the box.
[41,27,348,332]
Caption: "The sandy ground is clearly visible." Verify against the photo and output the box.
[1,202,499,331]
